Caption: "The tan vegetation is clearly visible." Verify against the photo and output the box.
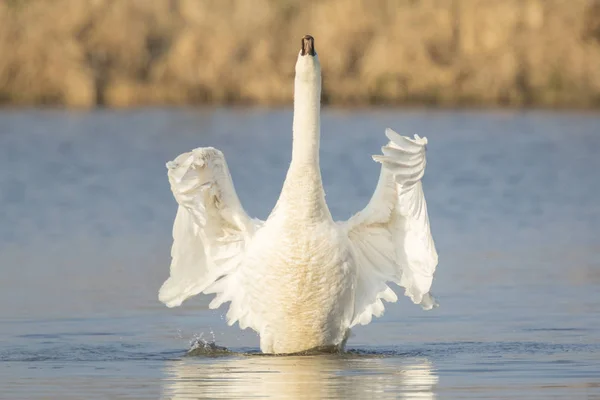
[1,0,600,108]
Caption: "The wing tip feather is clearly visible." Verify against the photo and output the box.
[385,128,429,146]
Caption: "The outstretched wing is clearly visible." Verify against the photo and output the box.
[341,129,438,327]
[158,147,261,314]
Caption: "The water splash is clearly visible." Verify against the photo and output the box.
[186,332,232,357]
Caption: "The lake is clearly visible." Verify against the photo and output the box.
[0,108,599,399]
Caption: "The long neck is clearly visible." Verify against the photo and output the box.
[291,74,321,167]
[273,69,330,222]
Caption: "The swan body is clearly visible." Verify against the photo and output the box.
[159,35,438,354]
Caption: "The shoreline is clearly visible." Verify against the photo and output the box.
[1,0,600,109]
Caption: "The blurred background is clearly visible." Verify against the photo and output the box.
[1,0,600,108]
[1,1,600,399]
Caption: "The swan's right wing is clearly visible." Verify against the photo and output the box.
[341,129,438,327]
[158,148,262,319]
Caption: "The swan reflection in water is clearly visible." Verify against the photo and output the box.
[162,353,438,399]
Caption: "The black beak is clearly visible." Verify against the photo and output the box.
[300,35,316,56]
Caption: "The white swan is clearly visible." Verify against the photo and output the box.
[158,35,438,354]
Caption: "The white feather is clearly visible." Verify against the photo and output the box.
[159,37,438,354]
[158,148,262,329]
[344,129,438,328]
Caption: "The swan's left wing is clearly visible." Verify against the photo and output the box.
[341,129,438,327]
[158,147,262,328]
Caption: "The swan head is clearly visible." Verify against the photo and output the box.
[300,34,316,57]
[296,35,321,81]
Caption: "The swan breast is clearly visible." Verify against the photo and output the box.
[243,219,355,353]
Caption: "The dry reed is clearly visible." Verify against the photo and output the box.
[1,0,600,108]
